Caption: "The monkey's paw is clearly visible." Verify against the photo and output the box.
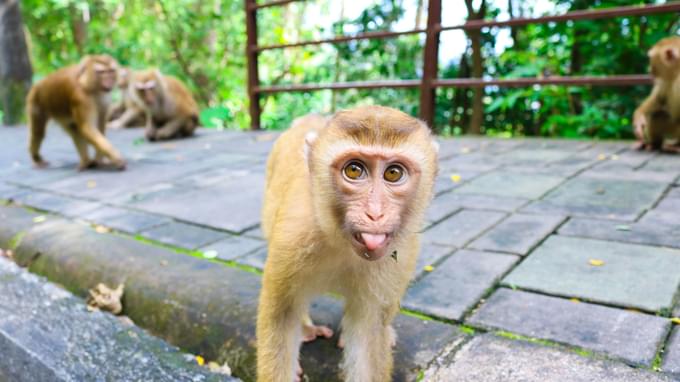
[145,130,157,141]
[33,160,50,169]
[113,159,127,171]
[302,322,333,343]
[77,160,99,171]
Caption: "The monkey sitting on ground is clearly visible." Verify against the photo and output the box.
[130,69,199,141]
[633,36,680,152]
[26,54,127,170]
[256,106,439,382]
[106,67,147,129]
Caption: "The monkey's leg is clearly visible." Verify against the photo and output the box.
[154,118,185,140]
[256,278,304,382]
[301,311,333,343]
[63,125,95,170]
[94,111,109,164]
[648,112,671,151]
[28,111,49,168]
[77,121,126,170]
[340,299,396,382]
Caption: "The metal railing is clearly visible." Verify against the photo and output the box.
[245,0,680,130]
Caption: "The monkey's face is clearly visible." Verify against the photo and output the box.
[134,81,159,108]
[648,37,680,80]
[328,148,423,262]
[91,57,118,92]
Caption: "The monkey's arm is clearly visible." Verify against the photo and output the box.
[633,87,662,142]
[109,107,143,129]
[154,117,187,140]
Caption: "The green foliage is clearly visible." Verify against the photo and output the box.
[18,0,680,138]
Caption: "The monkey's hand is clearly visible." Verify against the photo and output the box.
[633,114,647,142]
[145,128,157,142]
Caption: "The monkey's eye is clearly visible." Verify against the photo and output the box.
[343,161,366,180]
[384,165,405,183]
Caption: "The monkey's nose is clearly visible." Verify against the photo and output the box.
[365,211,384,221]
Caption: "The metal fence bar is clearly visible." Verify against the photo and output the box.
[249,0,307,11]
[255,74,653,94]
[441,2,680,31]
[245,0,262,129]
[419,0,441,126]
[255,29,425,52]
[433,74,653,88]
[256,80,421,93]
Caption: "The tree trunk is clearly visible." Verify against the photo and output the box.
[0,0,33,126]
[465,0,486,135]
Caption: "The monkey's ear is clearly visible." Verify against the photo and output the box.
[664,47,679,62]
[303,130,318,167]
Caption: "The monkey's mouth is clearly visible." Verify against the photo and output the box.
[352,232,391,261]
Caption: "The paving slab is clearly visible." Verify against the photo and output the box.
[11,190,101,217]
[503,236,680,312]
[496,148,575,164]
[559,217,680,249]
[469,213,566,255]
[236,247,268,270]
[424,209,507,248]
[199,235,264,261]
[403,250,519,321]
[468,288,670,366]
[663,327,680,377]
[127,175,264,233]
[0,257,234,382]
[455,171,565,199]
[641,154,680,172]
[141,221,228,250]
[523,176,667,221]
[423,333,672,382]
[414,243,456,279]
[79,205,172,233]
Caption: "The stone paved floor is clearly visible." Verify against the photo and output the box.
[1,125,680,381]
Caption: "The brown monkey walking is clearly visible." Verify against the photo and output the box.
[26,54,126,170]
[130,69,199,141]
[633,36,680,152]
[257,106,439,382]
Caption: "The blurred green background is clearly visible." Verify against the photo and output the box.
[13,0,680,137]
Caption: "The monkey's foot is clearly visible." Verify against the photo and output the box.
[113,159,127,171]
[661,144,680,154]
[77,160,99,171]
[33,160,50,169]
[302,322,333,343]
[631,141,647,151]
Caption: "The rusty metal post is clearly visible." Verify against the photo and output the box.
[245,0,261,130]
[419,0,441,128]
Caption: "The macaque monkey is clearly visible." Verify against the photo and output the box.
[130,69,199,141]
[106,67,147,129]
[256,106,439,382]
[26,54,126,170]
[633,36,680,152]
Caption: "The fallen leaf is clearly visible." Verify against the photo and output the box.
[0,248,13,259]
[94,225,111,234]
[450,174,462,183]
[162,143,176,150]
[133,138,145,146]
[597,154,607,160]
[615,225,631,231]
[611,155,619,160]
[87,180,97,188]
[461,147,471,154]
[33,215,47,223]
[87,283,124,315]
[203,250,218,259]
[671,317,680,325]
[207,361,232,376]
[595,187,605,195]
[588,259,605,266]
[424,265,434,272]
[160,260,168,266]
[195,355,205,366]
[569,298,580,303]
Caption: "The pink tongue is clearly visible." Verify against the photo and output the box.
[360,233,387,251]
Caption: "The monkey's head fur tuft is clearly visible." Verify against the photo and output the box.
[307,105,439,261]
